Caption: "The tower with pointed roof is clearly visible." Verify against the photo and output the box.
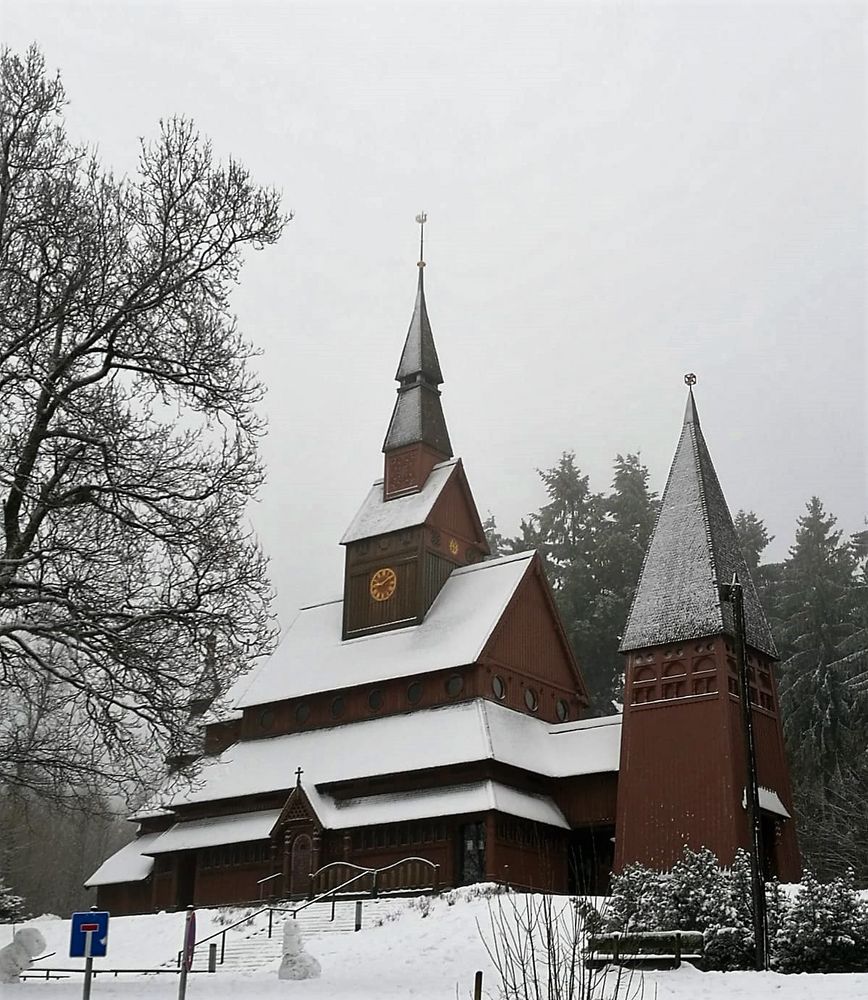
[341,228,490,639]
[614,380,800,879]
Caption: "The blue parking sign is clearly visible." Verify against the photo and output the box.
[70,911,110,958]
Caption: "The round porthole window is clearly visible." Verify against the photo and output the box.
[524,687,538,712]
[331,696,345,719]
[258,708,275,731]
[295,702,310,724]
[407,682,423,704]
[492,675,506,700]
[446,675,464,697]
[368,688,383,711]
[556,699,569,722]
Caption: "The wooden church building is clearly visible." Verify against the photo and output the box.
[87,241,800,914]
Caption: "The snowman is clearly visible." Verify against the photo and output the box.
[277,919,321,980]
[0,927,48,984]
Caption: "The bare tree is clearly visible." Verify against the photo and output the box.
[0,46,288,801]
[480,892,646,1000]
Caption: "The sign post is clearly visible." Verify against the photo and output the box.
[177,906,196,1000]
[69,909,109,1000]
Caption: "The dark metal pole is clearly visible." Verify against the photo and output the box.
[720,573,768,970]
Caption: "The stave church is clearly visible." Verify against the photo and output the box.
[87,232,800,914]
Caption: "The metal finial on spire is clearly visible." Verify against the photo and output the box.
[684,372,697,386]
[415,212,427,268]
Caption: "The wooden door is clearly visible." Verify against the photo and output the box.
[290,834,312,898]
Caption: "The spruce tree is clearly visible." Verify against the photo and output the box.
[774,498,868,879]
[512,453,607,706]
[511,452,657,713]
[734,510,773,573]
[591,454,658,710]
[0,875,26,921]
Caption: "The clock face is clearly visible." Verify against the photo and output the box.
[370,567,397,602]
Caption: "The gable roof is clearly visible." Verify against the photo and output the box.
[144,810,281,855]
[154,699,621,812]
[324,780,569,831]
[341,458,459,544]
[84,833,160,887]
[92,778,572,884]
[620,390,777,657]
[230,551,535,708]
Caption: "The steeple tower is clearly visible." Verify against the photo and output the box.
[614,377,799,881]
[382,213,453,499]
[339,217,488,639]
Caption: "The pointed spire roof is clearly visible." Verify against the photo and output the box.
[395,268,444,384]
[383,255,452,457]
[620,383,777,657]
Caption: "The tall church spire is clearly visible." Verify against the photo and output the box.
[382,215,453,498]
[620,376,776,657]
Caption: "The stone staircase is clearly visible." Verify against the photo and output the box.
[189,899,362,974]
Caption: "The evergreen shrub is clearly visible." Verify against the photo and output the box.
[0,878,27,922]
[773,869,868,973]
[601,846,868,973]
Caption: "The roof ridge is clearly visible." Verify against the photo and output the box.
[477,699,495,763]
[688,419,724,626]
[452,549,535,576]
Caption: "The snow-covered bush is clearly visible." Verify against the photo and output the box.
[602,846,868,974]
[773,869,868,973]
[603,848,747,935]
[0,879,27,922]
[601,847,787,971]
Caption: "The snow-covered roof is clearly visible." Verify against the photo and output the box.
[620,391,777,658]
[230,551,534,708]
[340,458,458,544]
[84,834,160,887]
[315,780,568,830]
[91,781,569,883]
[144,810,282,855]
[158,700,621,812]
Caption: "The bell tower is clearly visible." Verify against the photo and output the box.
[340,217,488,640]
[614,378,800,880]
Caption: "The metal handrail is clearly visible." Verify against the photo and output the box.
[306,856,439,900]
[257,871,282,900]
[288,869,374,919]
[189,855,441,967]
[192,905,272,951]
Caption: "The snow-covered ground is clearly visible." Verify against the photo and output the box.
[4,891,868,999]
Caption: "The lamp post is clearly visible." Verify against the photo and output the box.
[719,572,768,970]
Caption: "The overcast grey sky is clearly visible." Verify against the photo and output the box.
[5,1,866,630]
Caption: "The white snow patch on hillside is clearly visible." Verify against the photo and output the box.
[3,891,868,999]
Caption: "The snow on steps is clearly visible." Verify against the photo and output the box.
[187,899,397,974]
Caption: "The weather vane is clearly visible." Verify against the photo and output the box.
[684,372,697,387]
[415,211,427,268]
